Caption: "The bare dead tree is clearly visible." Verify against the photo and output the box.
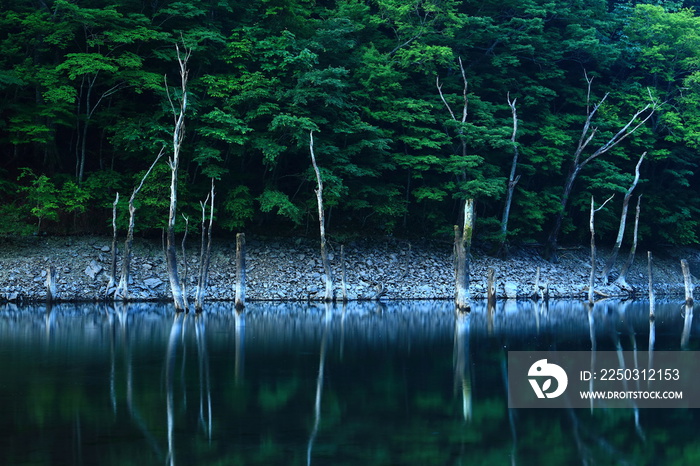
[181,215,190,310]
[115,149,164,301]
[437,57,468,181]
[615,195,642,293]
[164,44,191,312]
[310,131,333,302]
[194,180,215,312]
[235,233,246,310]
[46,266,57,302]
[498,93,521,257]
[602,152,646,284]
[588,194,615,304]
[106,192,119,293]
[544,73,656,261]
[454,199,474,311]
[681,259,694,306]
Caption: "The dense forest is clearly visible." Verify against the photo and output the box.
[1,0,699,251]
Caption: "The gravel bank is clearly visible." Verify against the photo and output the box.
[0,235,697,303]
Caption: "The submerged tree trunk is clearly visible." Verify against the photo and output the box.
[106,192,119,293]
[310,132,333,302]
[115,150,163,301]
[165,45,191,313]
[235,233,246,310]
[340,245,348,303]
[588,195,614,304]
[46,265,57,302]
[648,251,655,318]
[681,259,694,306]
[615,195,642,292]
[498,93,521,257]
[455,199,474,311]
[602,152,646,284]
[195,181,215,312]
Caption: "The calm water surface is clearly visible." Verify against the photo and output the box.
[0,299,698,465]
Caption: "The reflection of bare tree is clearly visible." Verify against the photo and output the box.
[587,305,596,412]
[166,313,184,466]
[307,305,331,466]
[453,311,472,422]
[234,309,245,386]
[195,314,212,440]
[114,303,165,458]
[681,304,693,350]
[500,354,517,466]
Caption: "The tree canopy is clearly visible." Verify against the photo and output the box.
[1,0,699,248]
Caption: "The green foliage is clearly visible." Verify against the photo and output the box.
[258,188,302,225]
[17,168,60,232]
[221,186,255,231]
[0,0,699,245]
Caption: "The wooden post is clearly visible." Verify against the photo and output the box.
[310,131,333,302]
[487,268,496,304]
[648,251,655,318]
[46,265,57,302]
[340,245,348,303]
[235,233,246,310]
[681,259,694,306]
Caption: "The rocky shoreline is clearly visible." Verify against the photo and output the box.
[0,235,698,304]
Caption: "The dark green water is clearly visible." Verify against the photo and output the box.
[0,299,698,466]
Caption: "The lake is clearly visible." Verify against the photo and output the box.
[0,299,697,465]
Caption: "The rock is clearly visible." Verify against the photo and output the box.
[84,260,103,280]
[144,277,163,289]
[101,245,111,252]
[504,282,518,299]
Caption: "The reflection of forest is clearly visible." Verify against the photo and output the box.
[0,300,697,465]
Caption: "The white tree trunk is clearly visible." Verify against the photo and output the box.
[602,152,646,283]
[165,45,191,313]
[235,233,246,310]
[310,132,333,302]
